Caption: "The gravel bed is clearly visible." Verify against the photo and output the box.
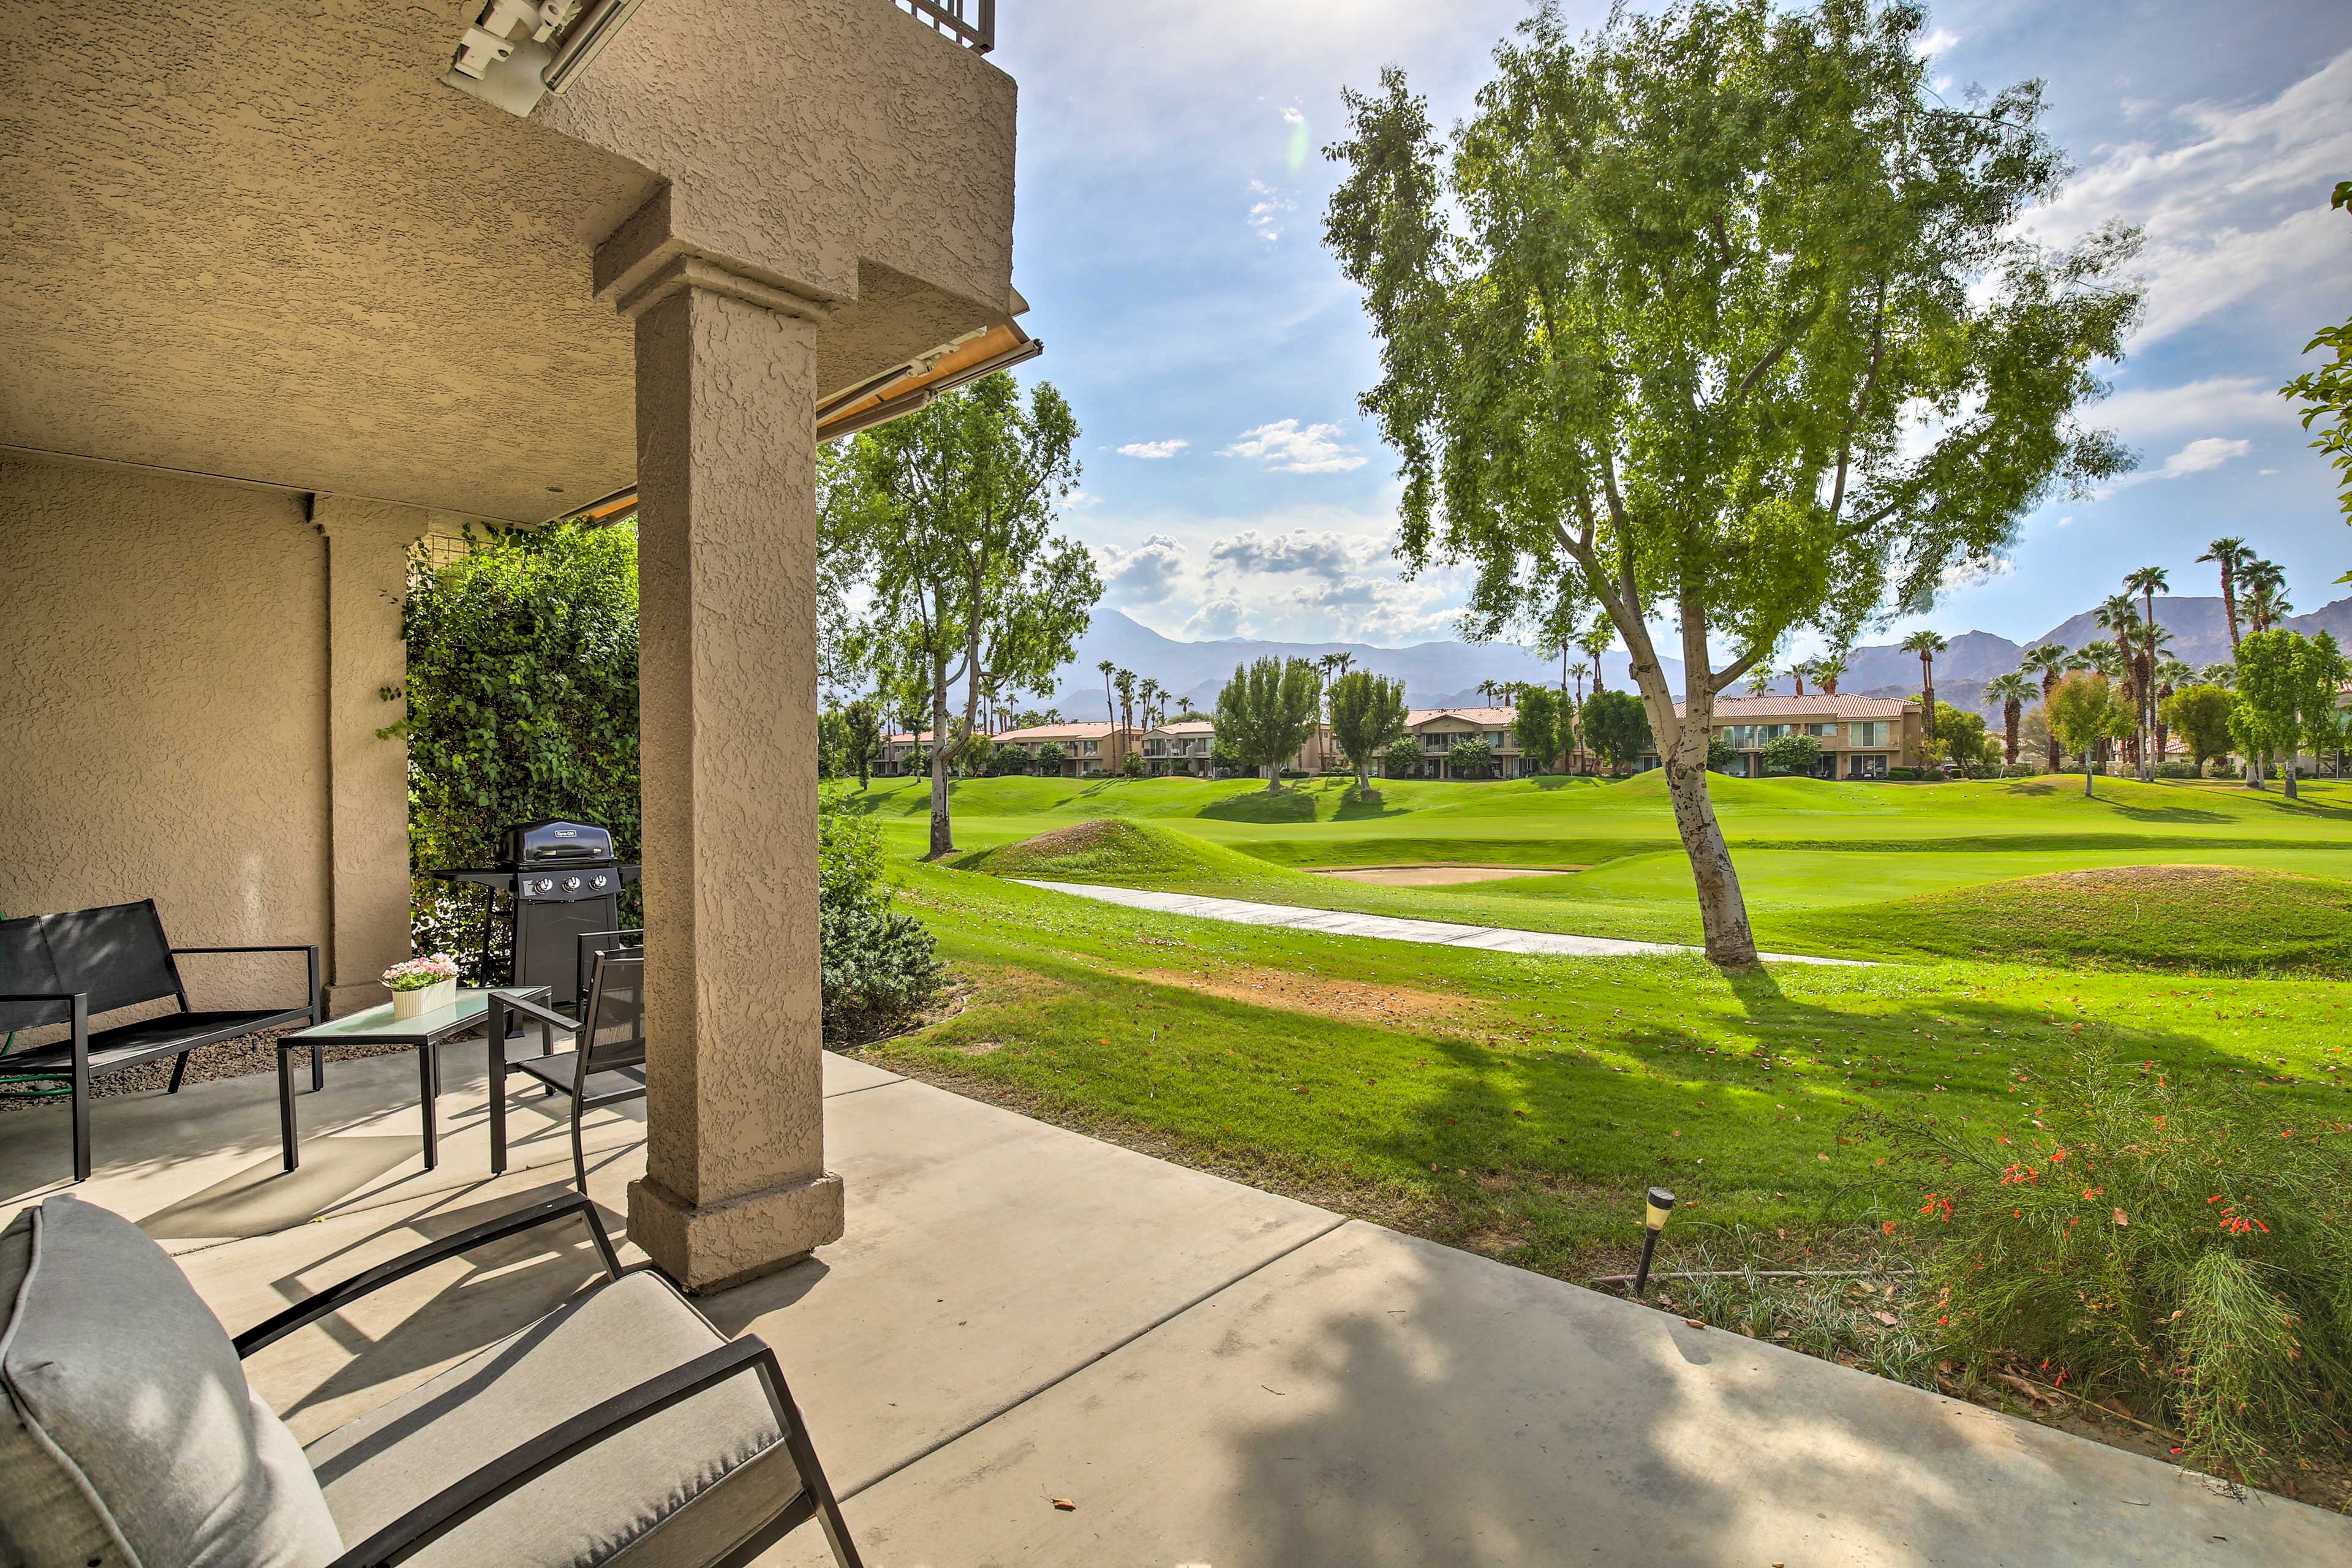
[0,1024,420,1112]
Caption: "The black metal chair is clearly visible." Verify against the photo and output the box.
[488,949,648,1192]
[0,900,319,1182]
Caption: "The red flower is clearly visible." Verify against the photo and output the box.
[1882,1220,1897,1235]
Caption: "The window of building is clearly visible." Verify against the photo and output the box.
[1849,753,1888,780]
[1851,720,1891,748]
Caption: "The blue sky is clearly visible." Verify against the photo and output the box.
[989,1,2352,654]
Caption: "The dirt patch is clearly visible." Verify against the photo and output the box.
[1002,819,1128,859]
[1127,964,1469,1027]
[1310,865,1577,886]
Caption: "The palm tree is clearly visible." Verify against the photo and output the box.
[1114,666,1136,744]
[1746,666,1774,697]
[1579,618,1614,694]
[1901,630,1948,748]
[2196,537,2252,654]
[2200,660,2236,690]
[2153,655,2193,768]
[1813,649,1847,697]
[2092,595,2144,770]
[1098,659,1116,727]
[2018,645,2070,748]
[1139,677,1163,735]
[2122,565,2169,780]
[1983,671,2035,767]
[1789,659,1812,698]
[2242,559,2289,635]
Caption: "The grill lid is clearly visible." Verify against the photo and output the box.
[497,819,615,866]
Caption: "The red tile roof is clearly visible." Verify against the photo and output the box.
[1675,695,1912,719]
[994,722,1128,742]
[1408,707,1517,727]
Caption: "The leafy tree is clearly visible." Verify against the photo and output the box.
[816,709,850,781]
[1327,0,2138,962]
[2278,181,2352,556]
[1330,671,1411,790]
[826,374,1099,858]
[2045,672,2133,798]
[1580,690,1653,774]
[1033,740,1066,773]
[1213,657,1321,790]
[392,522,642,974]
[1449,737,1496,778]
[1510,684,1569,773]
[1210,737,1245,777]
[1758,733,1822,776]
[2231,630,2348,799]
[1706,735,1738,772]
[1118,749,1148,778]
[842,698,883,790]
[1382,735,1423,779]
[1928,701,1995,776]
[2159,684,2234,775]
[1982,671,2035,765]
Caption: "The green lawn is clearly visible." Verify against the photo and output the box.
[868,863,2352,1276]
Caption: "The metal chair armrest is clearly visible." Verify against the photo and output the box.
[234,1194,622,1359]
[322,1338,788,1568]
[489,989,577,1033]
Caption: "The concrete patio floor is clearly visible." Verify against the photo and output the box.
[4,1036,2345,1565]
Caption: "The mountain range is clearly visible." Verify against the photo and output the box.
[1047,596,2352,720]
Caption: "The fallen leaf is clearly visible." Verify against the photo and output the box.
[1684,1317,1706,1330]
[2113,1208,2130,1227]
[1051,1498,1077,1512]
[1874,1311,1899,1327]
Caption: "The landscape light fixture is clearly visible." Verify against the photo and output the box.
[1631,1186,1675,1298]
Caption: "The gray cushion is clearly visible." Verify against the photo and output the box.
[305,1273,802,1568]
[0,1196,342,1568]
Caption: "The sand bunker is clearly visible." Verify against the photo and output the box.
[1308,865,1576,887]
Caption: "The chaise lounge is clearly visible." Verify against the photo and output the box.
[0,1190,862,1566]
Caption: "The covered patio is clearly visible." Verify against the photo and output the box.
[1,1046,2340,1564]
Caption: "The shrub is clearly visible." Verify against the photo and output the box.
[2000,762,2043,778]
[1760,734,1822,775]
[1706,736,1738,772]
[1033,741,1065,772]
[818,805,943,1045]
[1119,751,1148,778]
[1888,766,1922,780]
[1381,736,1422,778]
[1878,1058,2352,1489]
[2154,760,2199,780]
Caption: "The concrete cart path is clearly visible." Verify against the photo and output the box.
[1014,878,1871,966]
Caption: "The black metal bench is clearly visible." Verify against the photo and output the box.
[0,900,318,1182]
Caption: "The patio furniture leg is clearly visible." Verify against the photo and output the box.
[278,1044,300,1172]
[69,996,91,1184]
[570,1107,588,1196]
[312,1041,325,1092]
[418,1041,439,1172]
[167,1053,189,1094]
[488,998,509,1177]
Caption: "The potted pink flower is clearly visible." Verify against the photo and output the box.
[383,953,461,1019]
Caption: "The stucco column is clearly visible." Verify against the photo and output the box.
[314,496,424,1016]
[619,255,843,1292]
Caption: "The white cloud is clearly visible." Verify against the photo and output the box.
[1063,488,1102,510]
[2103,435,2256,492]
[1183,594,1251,639]
[1208,528,1384,575]
[2095,375,2299,443]
[1941,555,2014,591]
[1220,418,1366,473]
[1281,106,1304,124]
[1246,178,1293,242]
[2155,436,2253,477]
[1117,439,1189,459]
[1095,534,1189,600]
[1912,26,1961,57]
[2022,50,2352,347]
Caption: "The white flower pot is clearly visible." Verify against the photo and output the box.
[390,977,457,1019]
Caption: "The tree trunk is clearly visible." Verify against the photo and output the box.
[1265,763,1279,792]
[2283,757,2299,800]
[1663,744,1758,965]
[2083,753,2095,797]
[925,658,955,859]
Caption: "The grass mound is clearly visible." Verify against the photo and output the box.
[1789,864,2352,974]
[957,818,1283,885]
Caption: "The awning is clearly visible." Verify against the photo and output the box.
[557,319,1042,525]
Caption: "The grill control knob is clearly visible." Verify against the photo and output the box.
[565,876,583,891]
[590,874,609,889]
[537,878,554,893]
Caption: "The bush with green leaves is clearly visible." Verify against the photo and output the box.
[393,523,643,978]
[1033,741,1065,772]
[1887,766,1923,780]
[1579,690,1651,772]
[1381,736,1422,778]
[1119,750,1148,778]
[1447,737,1495,778]
[1758,734,1822,776]
[818,804,943,1046]
[2154,760,2199,780]
[1706,736,1738,772]
[1879,1058,2352,1489]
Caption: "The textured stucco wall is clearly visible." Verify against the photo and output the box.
[542,0,1017,320]
[0,458,331,1014]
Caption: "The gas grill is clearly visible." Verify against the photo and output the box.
[435,820,640,1008]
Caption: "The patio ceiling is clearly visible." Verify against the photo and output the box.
[0,1,1022,523]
